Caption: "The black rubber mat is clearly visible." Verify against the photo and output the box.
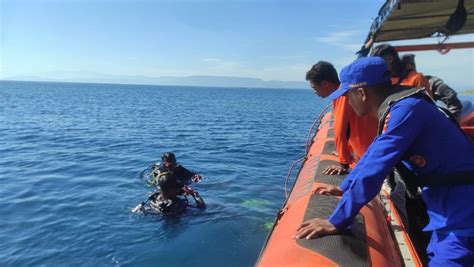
[297,194,369,267]
[327,128,334,138]
[314,160,347,186]
[322,141,336,155]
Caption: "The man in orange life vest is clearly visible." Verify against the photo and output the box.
[306,61,378,175]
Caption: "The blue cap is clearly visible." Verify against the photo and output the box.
[328,56,391,100]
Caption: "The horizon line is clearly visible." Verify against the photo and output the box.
[0,79,309,90]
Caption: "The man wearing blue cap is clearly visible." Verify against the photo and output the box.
[294,57,474,266]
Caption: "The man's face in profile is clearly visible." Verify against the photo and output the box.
[310,80,333,98]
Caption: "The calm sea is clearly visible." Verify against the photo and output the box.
[0,81,326,266]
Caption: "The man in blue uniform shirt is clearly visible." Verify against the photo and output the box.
[294,57,474,266]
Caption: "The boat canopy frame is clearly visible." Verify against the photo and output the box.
[366,0,474,53]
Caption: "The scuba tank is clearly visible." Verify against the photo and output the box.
[133,162,206,215]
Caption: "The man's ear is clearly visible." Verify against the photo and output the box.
[357,88,368,102]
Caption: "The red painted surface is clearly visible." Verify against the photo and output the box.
[393,42,474,54]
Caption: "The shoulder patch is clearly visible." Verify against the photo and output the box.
[409,155,426,168]
[383,113,391,133]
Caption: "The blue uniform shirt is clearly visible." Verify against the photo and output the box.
[328,96,474,233]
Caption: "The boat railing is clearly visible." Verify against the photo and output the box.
[283,103,333,198]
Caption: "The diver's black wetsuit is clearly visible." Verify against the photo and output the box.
[158,164,196,188]
[146,163,204,214]
[150,195,187,215]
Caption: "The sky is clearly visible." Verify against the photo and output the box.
[1,0,473,89]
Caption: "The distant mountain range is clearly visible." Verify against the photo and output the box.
[4,73,471,93]
[3,72,308,89]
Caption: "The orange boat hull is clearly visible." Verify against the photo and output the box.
[257,112,422,267]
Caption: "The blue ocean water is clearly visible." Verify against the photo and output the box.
[0,81,326,266]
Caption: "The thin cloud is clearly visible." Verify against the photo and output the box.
[201,58,242,73]
[202,57,241,68]
[202,58,221,62]
[260,54,312,61]
[316,30,359,44]
[316,30,363,51]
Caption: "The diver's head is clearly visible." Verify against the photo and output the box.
[157,173,178,199]
[161,152,177,169]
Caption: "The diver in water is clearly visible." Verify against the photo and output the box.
[150,152,202,187]
[150,172,205,214]
[133,153,205,215]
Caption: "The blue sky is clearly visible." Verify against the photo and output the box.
[1,0,473,89]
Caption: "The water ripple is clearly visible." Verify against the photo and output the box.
[0,81,327,266]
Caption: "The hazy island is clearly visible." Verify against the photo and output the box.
[2,73,308,90]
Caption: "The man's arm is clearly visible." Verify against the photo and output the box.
[295,101,426,239]
[329,102,424,229]
[323,98,353,175]
[436,84,463,120]
[355,36,374,59]
[176,165,201,183]
[333,97,353,166]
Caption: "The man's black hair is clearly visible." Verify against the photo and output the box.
[370,44,406,79]
[370,44,398,58]
[161,152,176,165]
[305,61,340,84]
